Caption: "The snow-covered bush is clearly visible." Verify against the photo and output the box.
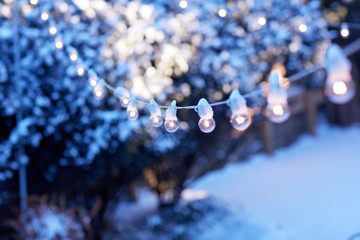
[9,205,86,239]
[0,0,330,205]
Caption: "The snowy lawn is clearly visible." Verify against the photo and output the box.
[191,121,360,240]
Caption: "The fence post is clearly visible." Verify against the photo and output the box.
[306,90,317,136]
[261,119,274,155]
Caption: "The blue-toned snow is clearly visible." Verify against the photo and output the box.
[190,121,360,240]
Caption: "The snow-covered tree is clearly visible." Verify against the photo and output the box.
[0,0,330,205]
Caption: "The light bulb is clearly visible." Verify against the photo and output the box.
[55,38,63,49]
[258,17,266,25]
[227,89,251,131]
[299,24,307,32]
[127,109,139,121]
[114,87,131,107]
[179,0,188,8]
[218,9,227,18]
[77,66,85,76]
[89,76,98,87]
[199,118,216,133]
[41,12,49,21]
[49,26,57,35]
[127,99,139,121]
[265,103,290,123]
[196,98,216,133]
[165,100,179,133]
[120,96,130,107]
[150,114,164,127]
[148,99,163,127]
[69,50,78,62]
[93,85,105,100]
[340,23,350,39]
[266,70,291,123]
[325,74,355,104]
[230,114,251,131]
[325,44,355,104]
[164,120,179,132]
[30,0,38,5]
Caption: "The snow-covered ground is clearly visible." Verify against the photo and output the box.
[191,122,360,240]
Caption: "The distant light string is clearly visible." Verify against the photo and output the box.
[32,0,360,133]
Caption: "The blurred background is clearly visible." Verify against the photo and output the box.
[0,0,360,239]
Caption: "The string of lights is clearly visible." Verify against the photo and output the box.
[31,0,360,133]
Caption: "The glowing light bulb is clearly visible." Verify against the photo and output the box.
[197,98,216,133]
[218,9,227,18]
[266,70,291,123]
[179,0,188,8]
[230,114,250,131]
[93,84,105,100]
[69,50,78,62]
[77,66,85,76]
[227,89,251,131]
[89,76,98,87]
[325,76,355,104]
[333,81,347,95]
[199,118,216,133]
[41,12,49,21]
[164,120,179,133]
[114,87,131,107]
[340,23,350,39]
[148,99,163,127]
[258,17,266,25]
[266,103,290,123]
[121,97,130,107]
[325,44,356,104]
[55,38,63,49]
[49,26,57,35]
[299,24,307,32]
[164,100,179,133]
[127,99,139,121]
[150,114,163,127]
[273,105,284,116]
[30,0,38,6]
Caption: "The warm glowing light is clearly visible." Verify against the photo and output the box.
[204,120,210,128]
[122,98,130,106]
[218,9,227,18]
[333,81,347,95]
[55,39,63,49]
[230,114,250,131]
[165,120,179,132]
[258,17,266,25]
[127,109,138,120]
[273,105,284,116]
[266,103,290,123]
[77,66,85,76]
[93,85,105,100]
[236,116,245,125]
[127,110,138,121]
[89,76,97,87]
[49,26,57,35]
[95,91,103,98]
[41,12,49,21]
[149,115,164,127]
[198,118,216,133]
[70,52,78,62]
[340,28,350,38]
[299,24,307,32]
[179,0,188,8]
[30,0,38,5]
